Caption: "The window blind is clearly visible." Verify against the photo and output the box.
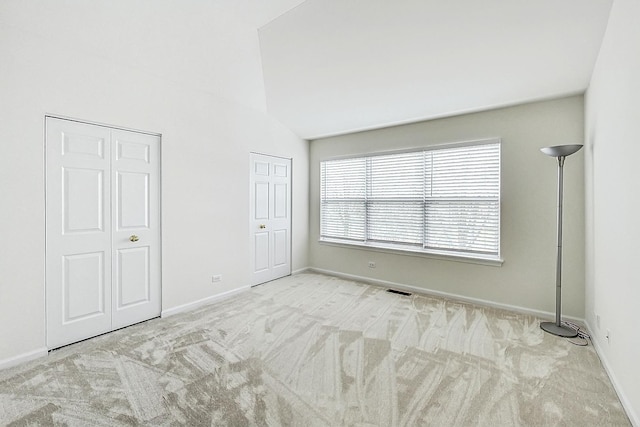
[320,157,366,241]
[320,140,500,258]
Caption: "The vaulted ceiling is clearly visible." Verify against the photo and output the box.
[259,0,613,139]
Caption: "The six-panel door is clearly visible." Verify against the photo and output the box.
[46,118,161,349]
[111,129,161,330]
[250,153,292,286]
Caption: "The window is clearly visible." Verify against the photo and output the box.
[320,139,501,260]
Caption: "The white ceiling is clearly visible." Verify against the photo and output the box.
[259,0,613,139]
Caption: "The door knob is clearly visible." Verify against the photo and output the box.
[129,235,139,242]
[259,224,266,229]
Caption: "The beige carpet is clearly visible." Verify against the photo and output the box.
[0,273,630,426]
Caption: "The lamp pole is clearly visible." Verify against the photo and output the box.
[540,145,582,338]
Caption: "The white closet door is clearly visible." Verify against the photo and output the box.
[46,117,161,349]
[250,153,292,286]
[111,129,161,329]
[46,119,113,349]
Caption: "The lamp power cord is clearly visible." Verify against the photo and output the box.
[561,320,591,346]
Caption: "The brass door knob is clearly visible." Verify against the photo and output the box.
[129,235,139,242]
[259,224,266,229]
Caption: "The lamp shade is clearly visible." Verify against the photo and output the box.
[540,144,583,157]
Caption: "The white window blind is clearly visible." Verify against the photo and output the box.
[320,140,501,258]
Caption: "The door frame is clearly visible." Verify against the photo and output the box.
[249,152,293,286]
[44,114,163,349]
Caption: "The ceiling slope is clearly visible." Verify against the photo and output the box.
[259,0,613,139]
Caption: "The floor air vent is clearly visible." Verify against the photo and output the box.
[386,289,412,296]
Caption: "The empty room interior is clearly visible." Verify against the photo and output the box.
[1,0,639,425]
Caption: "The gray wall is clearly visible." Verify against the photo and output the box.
[310,96,585,318]
[585,0,640,422]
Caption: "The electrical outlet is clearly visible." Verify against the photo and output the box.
[368,261,376,268]
[606,329,610,344]
[212,275,222,283]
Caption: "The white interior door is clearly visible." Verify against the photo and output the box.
[46,119,113,348]
[250,153,292,286]
[111,129,161,330]
[46,117,161,349]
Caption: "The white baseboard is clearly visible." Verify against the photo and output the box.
[584,321,638,427]
[308,267,585,324]
[0,347,48,371]
[291,267,311,275]
[161,286,250,318]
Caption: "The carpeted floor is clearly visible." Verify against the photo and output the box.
[0,273,630,426]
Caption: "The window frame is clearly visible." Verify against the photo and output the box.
[319,138,503,266]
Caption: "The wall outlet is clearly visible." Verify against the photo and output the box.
[212,275,222,283]
[606,329,610,344]
[368,261,376,268]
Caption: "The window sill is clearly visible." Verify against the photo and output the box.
[318,238,504,267]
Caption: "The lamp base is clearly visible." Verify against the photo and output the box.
[540,322,578,338]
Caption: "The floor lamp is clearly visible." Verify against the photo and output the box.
[540,144,582,338]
